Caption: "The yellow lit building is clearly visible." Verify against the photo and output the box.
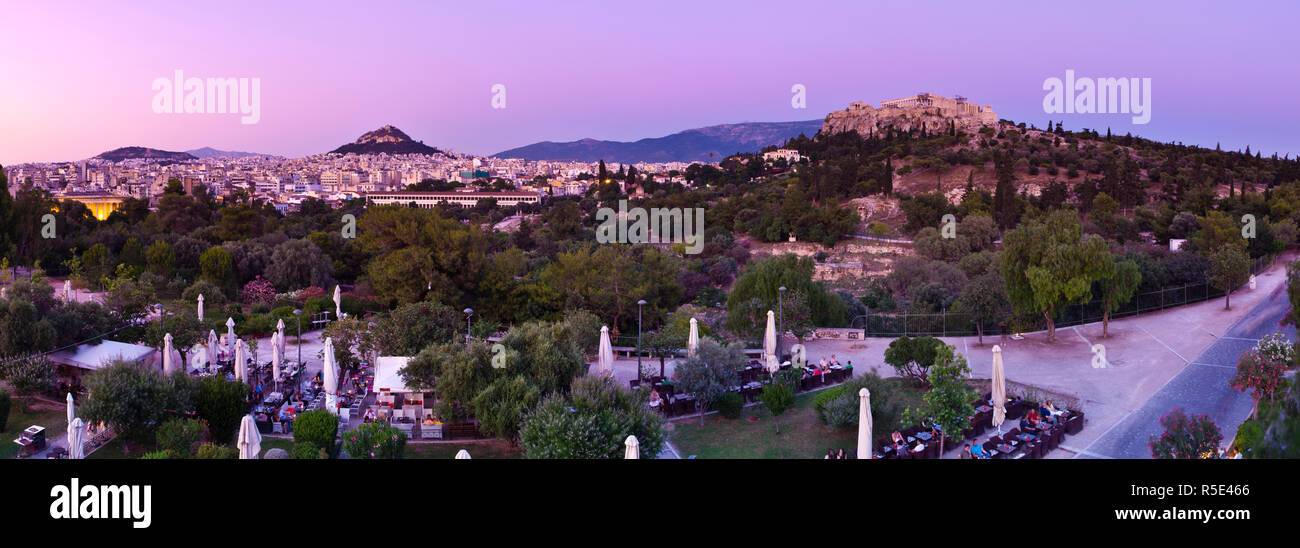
[59,193,126,221]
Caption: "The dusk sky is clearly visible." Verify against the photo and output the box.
[2,0,1298,164]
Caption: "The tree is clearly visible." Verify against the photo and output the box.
[156,417,204,457]
[1,354,56,396]
[903,344,975,455]
[82,243,113,289]
[266,238,335,292]
[517,375,666,459]
[471,375,541,438]
[343,422,407,459]
[760,383,795,434]
[1149,408,1223,459]
[1000,209,1111,342]
[673,338,744,426]
[372,301,460,355]
[199,246,235,293]
[81,361,193,452]
[883,336,942,386]
[1098,259,1142,337]
[952,273,1006,346]
[195,376,249,445]
[145,239,175,278]
[725,254,845,337]
[1190,210,1246,254]
[1207,245,1250,309]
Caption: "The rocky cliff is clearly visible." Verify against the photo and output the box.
[821,101,997,138]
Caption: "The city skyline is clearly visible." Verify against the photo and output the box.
[3,0,1299,165]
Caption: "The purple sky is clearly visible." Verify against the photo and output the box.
[2,0,1298,164]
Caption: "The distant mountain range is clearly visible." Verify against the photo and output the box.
[185,146,268,159]
[94,147,196,162]
[330,125,441,155]
[491,120,822,163]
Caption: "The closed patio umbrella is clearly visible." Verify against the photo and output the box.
[67,418,86,459]
[64,280,72,303]
[323,338,338,414]
[66,392,75,426]
[333,285,342,319]
[858,388,873,459]
[234,339,246,382]
[276,318,286,358]
[237,415,262,459]
[763,310,779,374]
[272,332,282,384]
[207,330,218,369]
[597,326,614,377]
[687,318,700,359]
[992,345,1006,435]
[163,333,175,375]
[225,317,236,354]
[455,449,471,459]
[197,293,204,322]
[624,435,640,459]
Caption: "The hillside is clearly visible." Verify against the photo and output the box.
[330,125,441,155]
[492,120,822,163]
[93,147,196,162]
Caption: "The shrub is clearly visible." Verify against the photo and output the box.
[343,422,407,459]
[241,276,277,305]
[835,371,906,433]
[714,392,745,419]
[0,388,9,432]
[813,385,846,423]
[293,410,338,452]
[517,376,667,459]
[156,418,204,457]
[760,383,796,433]
[291,441,328,459]
[2,355,57,396]
[141,450,173,459]
[195,377,249,445]
[195,443,238,459]
[821,394,859,429]
[182,279,227,304]
[1149,408,1223,459]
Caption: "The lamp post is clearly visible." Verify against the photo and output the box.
[156,303,165,333]
[636,299,647,383]
[293,309,302,371]
[778,286,786,362]
[463,308,474,347]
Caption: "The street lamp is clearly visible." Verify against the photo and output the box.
[636,299,647,383]
[293,309,302,370]
[463,308,474,347]
[778,286,786,362]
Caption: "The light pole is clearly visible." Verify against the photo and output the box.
[637,299,647,383]
[293,309,302,372]
[778,286,786,362]
[463,308,474,347]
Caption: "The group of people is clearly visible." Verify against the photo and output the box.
[823,448,850,459]
[887,423,943,455]
[809,354,850,376]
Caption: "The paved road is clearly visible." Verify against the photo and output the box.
[1076,281,1293,458]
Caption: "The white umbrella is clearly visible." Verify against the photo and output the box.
[234,339,246,382]
[333,285,342,319]
[763,310,779,374]
[624,435,640,459]
[225,317,236,354]
[857,388,873,459]
[276,318,286,358]
[687,318,700,359]
[455,450,471,459]
[207,330,218,369]
[63,279,72,303]
[323,337,338,414]
[272,331,282,383]
[67,417,86,460]
[197,293,204,322]
[163,332,175,374]
[597,326,614,377]
[65,392,75,426]
[992,345,1006,435]
[237,415,262,459]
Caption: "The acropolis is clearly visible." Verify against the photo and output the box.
[822,93,998,137]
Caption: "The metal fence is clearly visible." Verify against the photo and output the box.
[853,254,1277,338]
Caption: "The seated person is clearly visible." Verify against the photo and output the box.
[825,449,836,459]
[911,440,926,453]
[961,444,973,459]
[1026,409,1041,426]
[1019,414,1035,431]
[818,356,829,372]
[829,354,841,366]
[648,389,662,407]
[891,431,906,445]
[836,448,846,459]
[971,444,988,458]
[422,415,435,426]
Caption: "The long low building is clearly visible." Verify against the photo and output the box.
[363,190,542,209]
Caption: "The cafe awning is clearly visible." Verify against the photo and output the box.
[48,340,157,372]
[373,356,414,393]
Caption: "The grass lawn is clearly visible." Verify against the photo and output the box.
[86,437,132,459]
[1,397,69,460]
[404,438,522,459]
[259,437,295,458]
[669,378,931,459]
